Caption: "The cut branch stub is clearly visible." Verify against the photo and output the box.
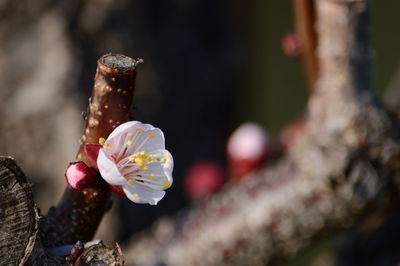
[77,241,124,265]
[46,54,140,246]
[0,156,38,265]
[77,54,140,165]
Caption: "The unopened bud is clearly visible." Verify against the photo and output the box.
[65,161,99,191]
[227,122,269,180]
[282,32,301,58]
[183,161,226,200]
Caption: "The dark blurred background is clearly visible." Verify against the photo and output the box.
[0,0,399,261]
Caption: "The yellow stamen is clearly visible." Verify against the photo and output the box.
[133,193,139,197]
[149,174,156,178]
[163,153,168,163]
[127,132,134,138]
[128,179,136,184]
[106,143,112,148]
[137,128,145,133]
[127,140,133,146]
[135,158,144,168]
[147,134,155,138]
[162,179,171,189]
[131,150,155,170]
[99,137,106,146]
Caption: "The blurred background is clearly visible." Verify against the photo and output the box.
[0,0,399,264]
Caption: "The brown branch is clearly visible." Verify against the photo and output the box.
[122,1,400,265]
[44,54,140,246]
[293,0,318,92]
[0,157,125,265]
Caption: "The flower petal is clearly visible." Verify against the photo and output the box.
[122,183,166,205]
[97,149,126,185]
[104,121,144,157]
[103,121,165,160]
[126,128,165,155]
[123,149,173,190]
[107,121,142,140]
[162,150,174,178]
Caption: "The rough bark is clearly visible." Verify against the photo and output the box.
[0,156,125,264]
[77,242,124,265]
[123,1,400,265]
[0,156,38,265]
[42,54,140,246]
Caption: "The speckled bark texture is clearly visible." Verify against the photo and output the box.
[0,53,133,264]
[123,1,400,265]
[43,53,140,246]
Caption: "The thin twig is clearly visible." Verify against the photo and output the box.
[293,0,318,92]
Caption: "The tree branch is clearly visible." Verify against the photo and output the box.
[44,54,140,246]
[0,54,137,264]
[122,1,400,265]
[0,157,125,264]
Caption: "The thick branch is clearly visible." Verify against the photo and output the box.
[123,1,400,265]
[44,54,140,246]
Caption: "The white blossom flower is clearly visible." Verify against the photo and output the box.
[97,121,173,205]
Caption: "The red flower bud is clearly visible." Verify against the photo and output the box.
[108,184,125,195]
[84,144,102,168]
[65,161,99,191]
[183,161,226,200]
[282,32,301,58]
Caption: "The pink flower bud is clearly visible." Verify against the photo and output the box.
[65,161,99,191]
[183,161,226,200]
[282,32,301,58]
[227,122,269,180]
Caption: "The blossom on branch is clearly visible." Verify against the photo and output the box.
[96,121,173,205]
